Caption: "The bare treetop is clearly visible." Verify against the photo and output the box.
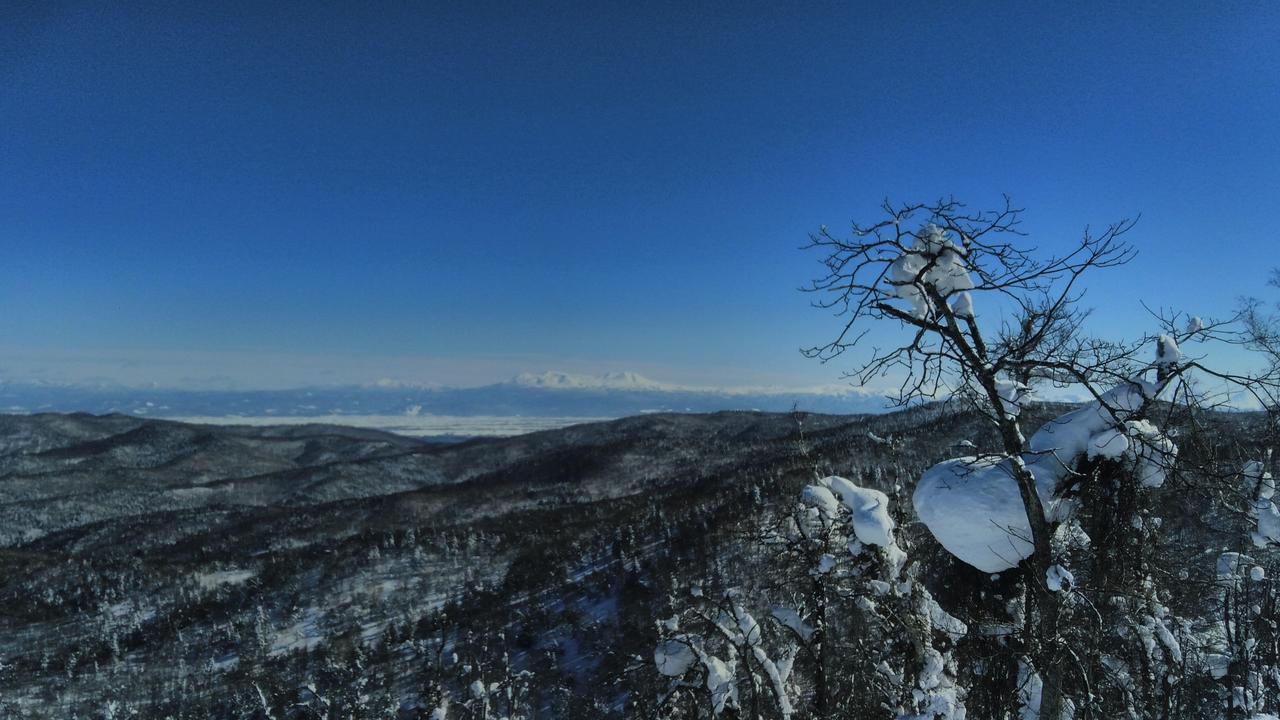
[803,197,1153,409]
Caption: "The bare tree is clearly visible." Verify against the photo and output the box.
[801,197,1197,718]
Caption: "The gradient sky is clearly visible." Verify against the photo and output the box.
[1,1,1277,390]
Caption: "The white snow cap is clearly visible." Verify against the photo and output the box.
[1046,564,1074,592]
[1243,460,1275,500]
[1086,419,1177,488]
[1218,552,1256,585]
[887,224,974,318]
[1205,653,1232,679]
[1156,334,1181,366]
[771,607,816,643]
[995,377,1030,417]
[815,554,837,574]
[1186,316,1204,334]
[814,476,895,547]
[654,639,697,677]
[799,484,841,518]
[1253,498,1280,548]
[703,654,738,715]
[951,291,974,318]
[1016,661,1043,720]
[1026,379,1159,482]
[1245,459,1280,547]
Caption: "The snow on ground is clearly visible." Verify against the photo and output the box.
[270,607,326,656]
[104,600,157,624]
[194,569,256,590]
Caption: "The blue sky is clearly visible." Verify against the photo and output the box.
[0,1,1277,390]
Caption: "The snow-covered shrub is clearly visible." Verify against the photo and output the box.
[653,474,968,719]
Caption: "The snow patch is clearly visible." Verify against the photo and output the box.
[770,607,815,643]
[654,638,697,676]
[704,654,739,715]
[1046,564,1074,592]
[194,569,255,590]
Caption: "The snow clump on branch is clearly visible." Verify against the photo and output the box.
[888,224,974,318]
[914,377,1176,572]
[1244,460,1280,548]
[815,475,896,548]
[1085,418,1177,488]
[1156,334,1181,367]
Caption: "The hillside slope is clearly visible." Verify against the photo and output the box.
[0,405,1264,718]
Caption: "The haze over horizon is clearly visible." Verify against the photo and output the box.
[0,362,879,395]
[3,2,1278,393]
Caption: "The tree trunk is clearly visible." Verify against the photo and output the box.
[1035,585,1066,720]
[812,578,828,718]
[987,382,1065,720]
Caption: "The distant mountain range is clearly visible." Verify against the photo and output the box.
[0,371,891,419]
[507,370,679,391]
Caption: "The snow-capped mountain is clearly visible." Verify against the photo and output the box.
[507,371,677,391]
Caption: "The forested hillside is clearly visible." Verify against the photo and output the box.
[0,401,1274,719]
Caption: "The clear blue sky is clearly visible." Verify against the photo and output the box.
[1,1,1276,389]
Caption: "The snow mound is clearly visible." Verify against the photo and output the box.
[913,456,1048,573]
[1217,552,1256,585]
[654,639,697,677]
[812,476,895,547]
[915,379,1173,572]
[704,654,738,714]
